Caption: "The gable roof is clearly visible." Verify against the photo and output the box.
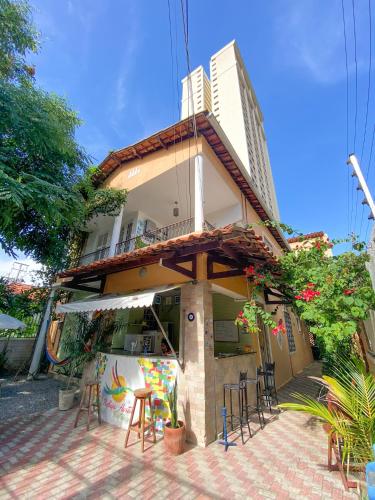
[94,112,289,251]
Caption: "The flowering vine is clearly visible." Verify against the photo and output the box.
[234,222,375,361]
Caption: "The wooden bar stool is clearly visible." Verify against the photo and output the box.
[74,380,101,431]
[124,388,156,452]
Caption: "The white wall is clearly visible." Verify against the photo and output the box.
[206,203,242,228]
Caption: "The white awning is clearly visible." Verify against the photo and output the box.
[56,286,178,314]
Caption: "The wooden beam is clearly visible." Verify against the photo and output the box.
[206,254,243,280]
[264,288,291,305]
[132,147,142,159]
[65,283,101,293]
[220,243,244,264]
[160,255,197,279]
[156,135,167,149]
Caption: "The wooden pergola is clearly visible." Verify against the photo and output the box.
[58,225,278,294]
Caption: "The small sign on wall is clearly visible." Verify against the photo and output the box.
[214,320,239,342]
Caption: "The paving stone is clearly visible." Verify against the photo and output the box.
[0,362,360,499]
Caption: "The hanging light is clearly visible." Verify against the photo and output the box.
[173,201,179,217]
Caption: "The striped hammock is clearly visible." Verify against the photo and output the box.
[46,328,70,366]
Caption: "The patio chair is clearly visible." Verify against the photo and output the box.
[323,393,356,491]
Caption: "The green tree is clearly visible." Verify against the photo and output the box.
[236,230,375,368]
[0,1,127,270]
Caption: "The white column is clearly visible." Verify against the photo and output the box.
[194,154,204,231]
[28,286,58,379]
[109,205,124,257]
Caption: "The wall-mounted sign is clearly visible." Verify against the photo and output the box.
[214,320,239,342]
[187,312,195,322]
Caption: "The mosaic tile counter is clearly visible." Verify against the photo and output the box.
[96,352,177,432]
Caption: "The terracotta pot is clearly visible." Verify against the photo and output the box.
[164,420,186,455]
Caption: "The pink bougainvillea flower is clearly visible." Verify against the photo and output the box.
[272,319,286,335]
[295,287,320,302]
[244,265,255,276]
[344,289,355,295]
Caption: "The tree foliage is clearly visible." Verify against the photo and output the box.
[0,277,47,336]
[0,0,127,270]
[0,0,37,83]
[235,229,375,363]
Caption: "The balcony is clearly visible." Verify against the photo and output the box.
[75,246,110,267]
[73,218,215,268]
[115,218,214,255]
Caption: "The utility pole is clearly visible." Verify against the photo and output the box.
[347,155,375,354]
[347,154,375,220]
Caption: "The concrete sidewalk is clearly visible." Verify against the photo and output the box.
[0,362,358,499]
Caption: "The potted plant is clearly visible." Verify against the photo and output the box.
[164,381,185,455]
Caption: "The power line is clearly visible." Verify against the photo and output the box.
[167,0,183,213]
[352,0,358,153]
[360,0,372,163]
[341,0,351,238]
[351,0,360,237]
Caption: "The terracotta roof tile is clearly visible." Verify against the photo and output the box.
[287,231,326,243]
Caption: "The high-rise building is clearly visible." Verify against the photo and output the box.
[181,41,279,219]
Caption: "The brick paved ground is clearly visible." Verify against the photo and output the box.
[0,362,360,499]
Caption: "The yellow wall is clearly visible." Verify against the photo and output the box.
[104,254,206,294]
[102,134,284,258]
[265,305,313,388]
[103,138,203,192]
[105,263,190,294]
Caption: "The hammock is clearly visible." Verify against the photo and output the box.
[46,328,70,366]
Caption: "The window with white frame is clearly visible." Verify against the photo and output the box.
[284,311,296,353]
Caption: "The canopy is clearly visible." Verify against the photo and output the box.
[56,286,178,314]
[0,313,26,330]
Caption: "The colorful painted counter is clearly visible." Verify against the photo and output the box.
[96,352,178,432]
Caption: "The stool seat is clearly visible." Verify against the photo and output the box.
[125,387,156,452]
[134,388,152,399]
[85,380,100,386]
[74,381,101,431]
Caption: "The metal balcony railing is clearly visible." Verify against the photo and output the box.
[74,246,110,267]
[115,218,215,256]
[72,218,215,268]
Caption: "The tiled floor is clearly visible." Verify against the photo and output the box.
[0,363,359,499]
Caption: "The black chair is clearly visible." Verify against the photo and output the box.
[223,371,251,443]
[258,362,279,413]
[243,370,266,429]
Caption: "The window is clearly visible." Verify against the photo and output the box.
[96,232,109,259]
[284,311,296,353]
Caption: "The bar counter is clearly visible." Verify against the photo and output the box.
[96,351,178,431]
[214,352,257,436]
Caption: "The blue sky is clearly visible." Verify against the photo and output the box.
[1,0,374,277]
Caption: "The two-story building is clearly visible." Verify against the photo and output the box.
[51,112,313,447]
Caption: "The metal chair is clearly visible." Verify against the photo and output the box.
[223,371,251,444]
[258,362,279,413]
[243,370,266,429]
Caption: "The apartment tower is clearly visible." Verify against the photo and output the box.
[181,41,279,219]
